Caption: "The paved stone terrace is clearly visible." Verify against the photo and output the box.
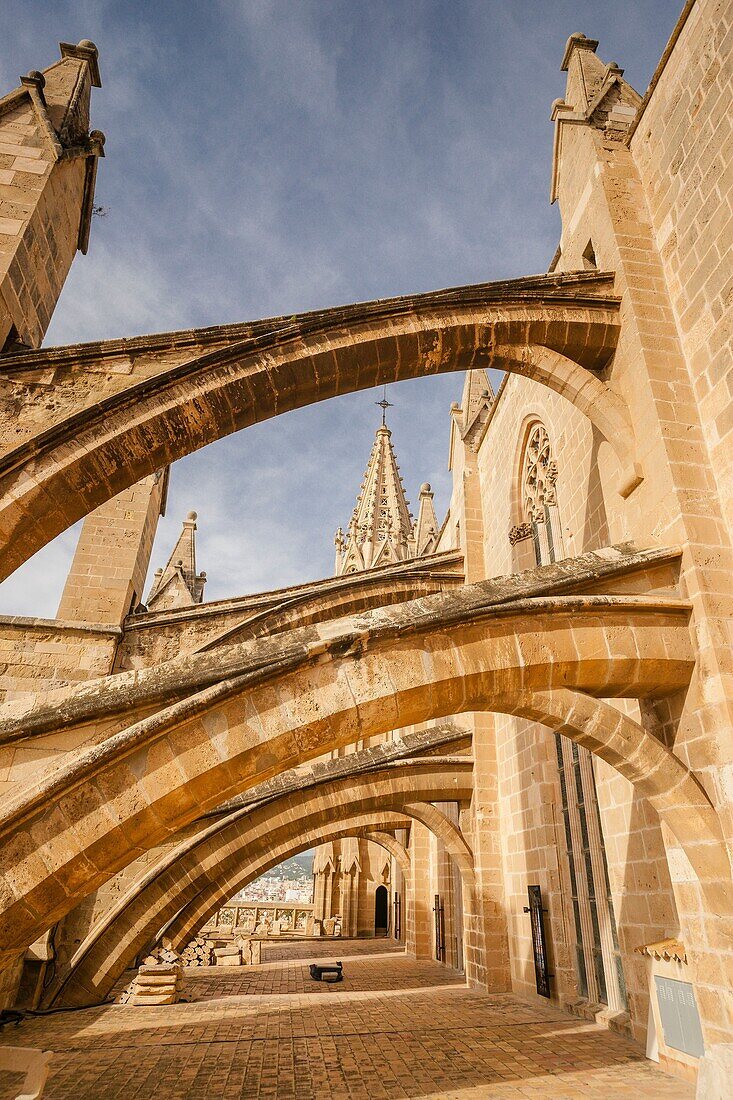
[0,941,692,1098]
[261,937,402,962]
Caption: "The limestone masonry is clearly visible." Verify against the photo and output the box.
[0,2,731,1096]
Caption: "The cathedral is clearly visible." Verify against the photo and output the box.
[0,1,731,1097]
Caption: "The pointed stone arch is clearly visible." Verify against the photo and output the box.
[0,564,702,970]
[49,760,472,1006]
[163,800,476,958]
[0,273,626,580]
[400,802,475,888]
[358,829,410,876]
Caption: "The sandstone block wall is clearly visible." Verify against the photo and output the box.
[467,373,680,1042]
[0,102,83,350]
[0,620,118,803]
[0,620,117,705]
[593,746,681,1042]
[631,0,733,532]
[58,473,166,628]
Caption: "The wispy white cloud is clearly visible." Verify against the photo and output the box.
[219,0,341,120]
[0,526,81,620]
[0,0,677,616]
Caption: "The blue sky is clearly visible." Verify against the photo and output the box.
[0,0,682,616]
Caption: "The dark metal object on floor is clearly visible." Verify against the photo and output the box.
[309,962,343,983]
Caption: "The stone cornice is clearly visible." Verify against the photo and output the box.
[0,615,120,636]
[124,550,465,632]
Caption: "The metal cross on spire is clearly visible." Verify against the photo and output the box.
[375,385,394,426]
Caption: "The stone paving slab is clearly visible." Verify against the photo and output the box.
[186,949,453,999]
[260,938,403,963]
[0,946,693,1099]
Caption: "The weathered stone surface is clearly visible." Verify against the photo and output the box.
[0,273,625,580]
[1,3,732,1088]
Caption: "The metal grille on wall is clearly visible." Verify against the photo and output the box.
[433,894,445,962]
[524,885,552,998]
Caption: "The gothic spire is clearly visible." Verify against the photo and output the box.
[146,510,206,611]
[461,369,494,433]
[413,482,439,556]
[334,423,415,575]
[459,368,494,451]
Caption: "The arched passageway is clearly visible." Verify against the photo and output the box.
[374,885,389,936]
[50,760,473,1006]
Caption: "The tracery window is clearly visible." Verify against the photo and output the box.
[519,421,626,1011]
[521,422,561,565]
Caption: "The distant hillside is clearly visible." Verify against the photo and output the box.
[268,851,313,877]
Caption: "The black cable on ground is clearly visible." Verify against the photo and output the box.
[0,999,114,1028]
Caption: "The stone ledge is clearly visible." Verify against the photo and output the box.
[0,614,121,636]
